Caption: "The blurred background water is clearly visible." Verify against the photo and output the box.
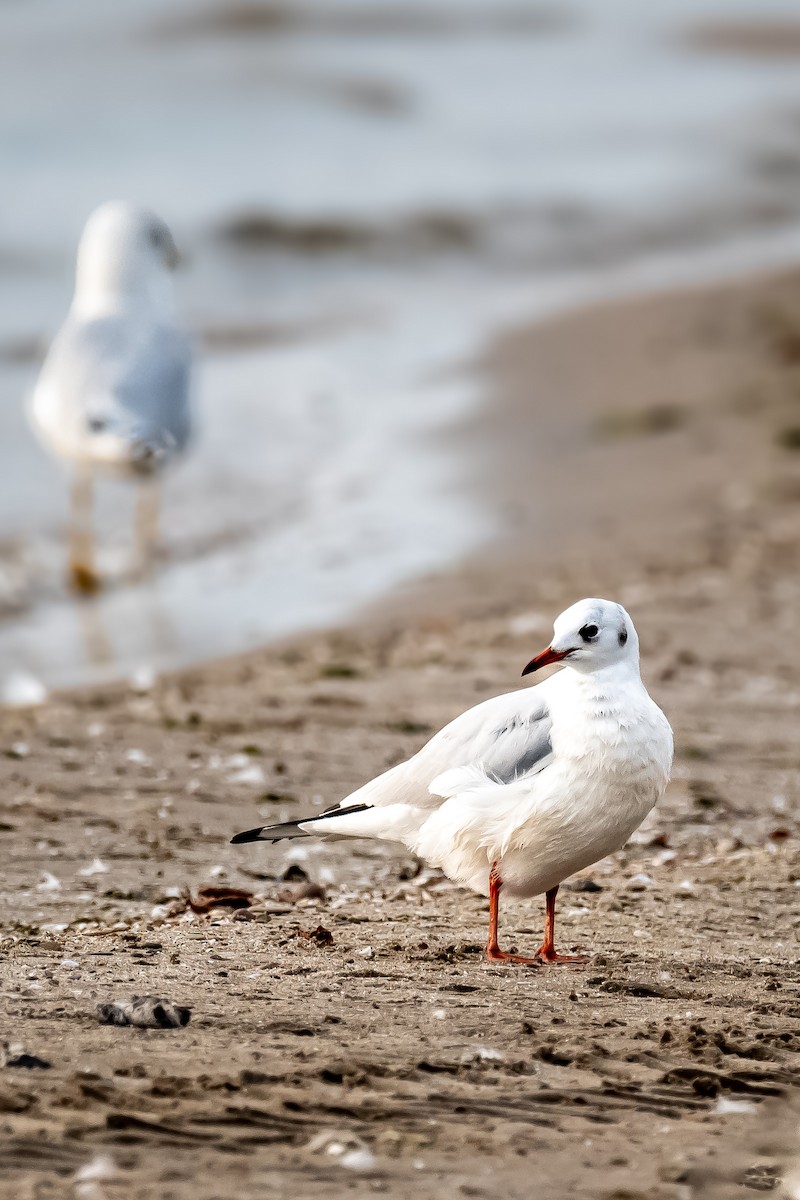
[3,0,800,695]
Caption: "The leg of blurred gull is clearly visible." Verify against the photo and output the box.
[134,478,160,579]
[68,468,100,594]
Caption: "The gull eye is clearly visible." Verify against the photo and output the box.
[579,624,599,642]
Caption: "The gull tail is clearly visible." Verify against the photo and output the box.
[230,802,374,846]
[230,821,310,845]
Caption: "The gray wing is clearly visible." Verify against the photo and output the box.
[234,687,556,844]
[475,707,553,785]
[36,315,192,456]
[330,686,554,815]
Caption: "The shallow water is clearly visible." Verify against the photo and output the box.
[3,0,800,696]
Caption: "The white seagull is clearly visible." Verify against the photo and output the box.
[232,599,673,964]
[30,201,192,591]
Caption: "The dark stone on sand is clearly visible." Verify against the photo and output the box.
[97,996,191,1029]
[5,1053,51,1070]
[282,863,309,881]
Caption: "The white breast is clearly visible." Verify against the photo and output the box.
[414,667,673,899]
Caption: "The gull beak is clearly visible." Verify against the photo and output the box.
[521,646,571,678]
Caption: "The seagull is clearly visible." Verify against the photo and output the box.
[29,201,192,592]
[232,599,673,964]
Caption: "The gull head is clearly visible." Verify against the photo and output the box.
[522,598,639,678]
[74,201,180,314]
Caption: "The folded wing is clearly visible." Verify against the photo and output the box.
[231,684,554,845]
[32,315,191,460]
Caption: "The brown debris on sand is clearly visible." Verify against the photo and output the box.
[185,885,256,914]
[295,924,334,947]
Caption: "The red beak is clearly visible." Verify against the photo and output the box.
[521,646,570,678]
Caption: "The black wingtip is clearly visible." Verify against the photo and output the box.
[230,826,265,845]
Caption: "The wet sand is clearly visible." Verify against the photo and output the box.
[11,0,800,692]
[1,266,799,1198]
[686,20,800,60]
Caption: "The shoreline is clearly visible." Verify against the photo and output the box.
[216,253,800,664]
[28,238,800,710]
[7,221,800,699]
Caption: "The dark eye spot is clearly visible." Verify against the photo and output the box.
[87,416,106,432]
[618,626,628,646]
[579,624,599,642]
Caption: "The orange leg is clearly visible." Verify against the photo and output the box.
[68,470,100,594]
[533,886,588,964]
[485,863,539,965]
[134,478,160,579]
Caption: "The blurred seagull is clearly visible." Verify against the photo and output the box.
[30,201,191,591]
[232,599,673,963]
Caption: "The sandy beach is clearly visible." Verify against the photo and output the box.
[0,262,798,1199]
